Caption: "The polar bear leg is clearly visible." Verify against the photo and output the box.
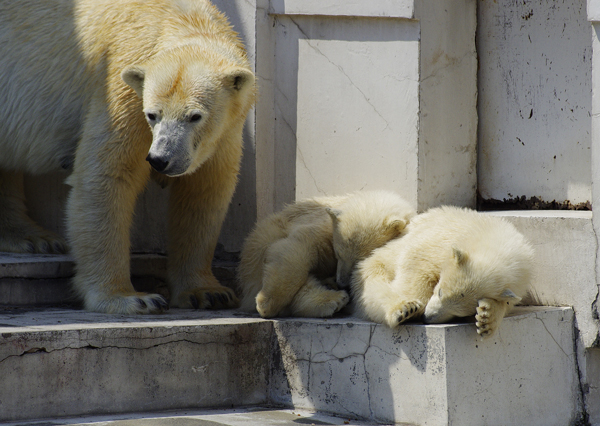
[255,237,319,318]
[166,156,240,310]
[67,108,168,314]
[0,170,68,254]
[288,275,349,317]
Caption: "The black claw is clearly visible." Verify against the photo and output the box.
[206,293,215,307]
[223,292,231,302]
[25,242,36,253]
[151,297,168,311]
[190,295,200,309]
[215,293,226,305]
[39,241,51,254]
[53,242,67,254]
[137,298,148,309]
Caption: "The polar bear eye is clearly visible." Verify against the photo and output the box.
[146,113,157,122]
[189,113,202,123]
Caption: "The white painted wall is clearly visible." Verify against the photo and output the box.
[259,0,478,212]
[478,0,592,205]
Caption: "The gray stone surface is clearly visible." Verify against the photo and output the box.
[0,309,271,422]
[1,407,381,426]
[0,307,582,425]
[270,307,581,426]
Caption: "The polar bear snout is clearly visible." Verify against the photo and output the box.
[147,132,191,176]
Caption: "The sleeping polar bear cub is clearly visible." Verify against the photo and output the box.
[351,206,534,337]
[237,191,415,318]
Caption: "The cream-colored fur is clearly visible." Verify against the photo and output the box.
[351,206,534,337]
[237,191,415,318]
[0,0,255,313]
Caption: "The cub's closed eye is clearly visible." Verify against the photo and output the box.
[189,114,202,122]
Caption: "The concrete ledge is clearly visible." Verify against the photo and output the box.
[0,407,374,426]
[0,307,581,424]
[482,211,599,348]
[0,309,272,422]
[269,0,414,18]
[270,307,581,425]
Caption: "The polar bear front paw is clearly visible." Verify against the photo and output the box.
[476,298,503,338]
[85,292,169,314]
[171,285,239,310]
[386,300,424,328]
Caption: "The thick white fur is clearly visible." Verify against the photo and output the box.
[0,0,255,313]
[351,206,534,337]
[237,191,415,318]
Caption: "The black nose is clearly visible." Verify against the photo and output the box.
[146,153,169,172]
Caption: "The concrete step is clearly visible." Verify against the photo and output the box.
[0,253,237,307]
[0,407,377,426]
[0,306,580,425]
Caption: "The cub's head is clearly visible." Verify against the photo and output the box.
[327,191,415,288]
[122,49,255,176]
[423,247,523,324]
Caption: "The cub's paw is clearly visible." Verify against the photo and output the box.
[86,292,169,315]
[475,298,502,338]
[255,291,280,318]
[326,290,350,315]
[305,289,350,318]
[386,300,424,328]
[171,285,239,310]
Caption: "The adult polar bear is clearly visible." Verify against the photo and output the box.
[0,0,256,313]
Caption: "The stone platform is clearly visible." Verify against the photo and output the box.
[0,306,580,425]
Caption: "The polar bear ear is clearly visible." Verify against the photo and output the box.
[387,218,407,236]
[452,247,468,265]
[326,207,342,223]
[498,289,522,303]
[224,68,255,92]
[122,65,146,98]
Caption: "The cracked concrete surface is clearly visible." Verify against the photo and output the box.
[270,307,579,426]
[0,307,582,425]
[0,309,272,422]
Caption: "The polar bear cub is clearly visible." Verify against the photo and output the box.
[351,206,534,337]
[237,191,415,318]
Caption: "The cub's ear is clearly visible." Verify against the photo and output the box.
[224,68,255,91]
[497,289,522,304]
[326,207,342,223]
[386,217,408,237]
[452,247,468,265]
[122,65,146,98]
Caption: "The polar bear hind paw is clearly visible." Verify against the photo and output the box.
[387,300,424,328]
[0,225,68,254]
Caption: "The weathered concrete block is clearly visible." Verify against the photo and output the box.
[270,307,581,426]
[485,211,598,348]
[0,310,271,422]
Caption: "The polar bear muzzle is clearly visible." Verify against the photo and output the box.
[146,120,194,176]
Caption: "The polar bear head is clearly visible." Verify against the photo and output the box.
[423,247,524,324]
[122,48,255,176]
[327,191,415,289]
